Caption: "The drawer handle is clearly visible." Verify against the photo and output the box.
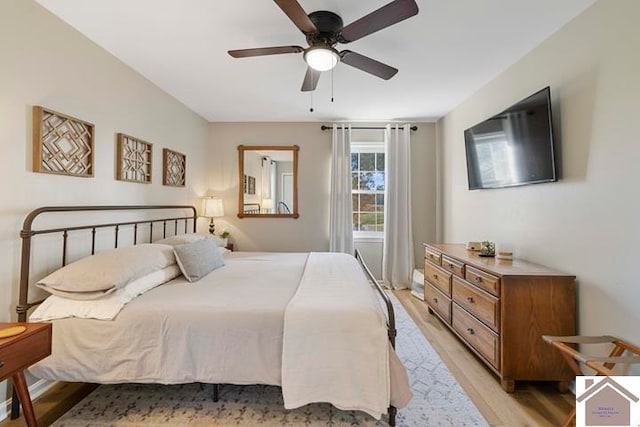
[466,328,475,335]
[0,361,4,369]
[448,263,454,268]
[433,297,438,303]
[466,296,474,303]
[433,274,438,279]
[475,276,482,283]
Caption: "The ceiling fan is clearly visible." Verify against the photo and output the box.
[228,0,419,92]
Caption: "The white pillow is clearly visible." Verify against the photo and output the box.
[30,265,181,321]
[37,244,176,300]
[156,233,227,247]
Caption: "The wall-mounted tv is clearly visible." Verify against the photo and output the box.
[464,86,557,190]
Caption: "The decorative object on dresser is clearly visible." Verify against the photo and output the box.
[479,241,495,257]
[116,133,152,183]
[465,241,481,251]
[423,243,576,392]
[203,197,224,234]
[32,106,94,177]
[162,148,186,187]
[1,322,52,427]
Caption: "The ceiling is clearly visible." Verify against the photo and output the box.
[36,0,596,122]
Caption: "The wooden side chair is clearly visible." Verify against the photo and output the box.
[542,335,640,427]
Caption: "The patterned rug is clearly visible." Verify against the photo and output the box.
[51,294,487,426]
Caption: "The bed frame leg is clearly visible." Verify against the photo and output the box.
[388,405,397,426]
[212,384,219,402]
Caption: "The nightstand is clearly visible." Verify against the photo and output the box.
[0,322,52,427]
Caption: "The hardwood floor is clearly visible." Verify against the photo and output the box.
[0,382,97,427]
[1,290,575,427]
[395,290,575,427]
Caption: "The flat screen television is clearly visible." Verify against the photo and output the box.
[464,86,557,190]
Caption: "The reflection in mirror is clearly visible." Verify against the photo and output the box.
[237,145,299,218]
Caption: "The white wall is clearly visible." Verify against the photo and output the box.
[437,0,640,344]
[0,0,209,408]
[208,122,437,277]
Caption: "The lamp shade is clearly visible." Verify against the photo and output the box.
[262,198,274,211]
[204,198,224,218]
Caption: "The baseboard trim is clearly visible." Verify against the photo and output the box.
[0,379,57,422]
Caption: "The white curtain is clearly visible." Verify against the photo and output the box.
[383,124,414,289]
[261,157,272,199]
[329,124,354,254]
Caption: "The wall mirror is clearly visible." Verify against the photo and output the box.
[237,145,299,218]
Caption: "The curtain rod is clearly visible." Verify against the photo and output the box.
[320,125,418,131]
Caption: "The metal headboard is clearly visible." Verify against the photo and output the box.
[17,205,197,322]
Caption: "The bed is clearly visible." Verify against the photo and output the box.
[15,205,411,425]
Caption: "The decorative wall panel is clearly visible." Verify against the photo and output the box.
[162,148,186,187]
[33,106,94,177]
[116,133,152,183]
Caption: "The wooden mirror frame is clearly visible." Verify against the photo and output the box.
[237,145,299,219]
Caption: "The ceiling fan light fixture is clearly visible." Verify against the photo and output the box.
[304,46,339,71]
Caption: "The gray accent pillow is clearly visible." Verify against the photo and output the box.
[173,238,225,282]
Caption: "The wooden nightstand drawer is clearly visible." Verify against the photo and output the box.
[425,262,452,296]
[0,323,52,382]
[465,265,501,297]
[452,276,500,332]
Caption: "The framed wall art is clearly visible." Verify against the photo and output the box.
[33,106,94,177]
[116,133,152,183]
[162,148,186,187]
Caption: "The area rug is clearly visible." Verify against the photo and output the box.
[51,294,487,426]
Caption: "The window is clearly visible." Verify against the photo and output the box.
[351,141,384,235]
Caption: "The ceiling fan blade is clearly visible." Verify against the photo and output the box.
[274,0,318,35]
[301,67,321,91]
[340,0,419,43]
[228,46,304,58]
[340,50,398,80]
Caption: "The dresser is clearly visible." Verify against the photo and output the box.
[423,243,575,392]
[0,322,52,426]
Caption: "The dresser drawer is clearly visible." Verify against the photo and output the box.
[441,255,464,278]
[452,276,500,332]
[425,284,451,324]
[424,246,442,266]
[425,262,452,296]
[465,265,500,296]
[0,325,51,381]
[452,304,500,370]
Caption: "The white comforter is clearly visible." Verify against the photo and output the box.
[283,252,392,418]
[30,251,411,417]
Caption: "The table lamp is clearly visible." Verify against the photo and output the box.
[262,198,274,214]
[204,197,224,234]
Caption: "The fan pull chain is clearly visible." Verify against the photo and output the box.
[309,91,314,113]
[331,67,334,103]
